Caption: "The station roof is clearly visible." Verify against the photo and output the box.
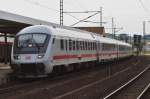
[0,10,58,34]
[75,27,106,37]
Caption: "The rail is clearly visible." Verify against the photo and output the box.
[103,65,150,99]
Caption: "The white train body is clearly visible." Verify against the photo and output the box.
[11,25,132,78]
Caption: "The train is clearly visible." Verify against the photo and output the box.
[11,25,132,78]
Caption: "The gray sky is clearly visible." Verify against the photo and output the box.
[0,0,150,35]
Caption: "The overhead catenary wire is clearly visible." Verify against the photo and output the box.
[23,0,81,21]
[70,12,100,26]
[23,0,105,26]
[23,0,59,12]
[138,0,150,16]
[83,20,106,24]
[64,0,105,26]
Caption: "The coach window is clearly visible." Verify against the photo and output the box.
[60,39,64,50]
[82,41,84,50]
[93,42,95,50]
[85,41,87,50]
[73,40,76,50]
[92,42,94,50]
[88,42,90,50]
[80,41,82,50]
[78,41,80,50]
[102,43,103,50]
[65,40,68,51]
[102,44,105,50]
[85,41,88,50]
[84,41,86,50]
[89,42,91,50]
[90,42,93,50]
[119,45,123,51]
[91,42,93,50]
[92,42,93,50]
[69,39,72,50]
[76,41,79,50]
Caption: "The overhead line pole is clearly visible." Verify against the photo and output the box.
[60,0,63,25]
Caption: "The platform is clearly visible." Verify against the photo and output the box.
[0,63,11,70]
[0,63,12,85]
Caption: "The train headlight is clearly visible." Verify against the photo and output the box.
[13,55,20,60]
[37,54,44,59]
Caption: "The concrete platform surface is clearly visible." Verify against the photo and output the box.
[0,63,11,70]
[0,63,12,85]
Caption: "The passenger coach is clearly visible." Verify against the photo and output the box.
[11,25,132,78]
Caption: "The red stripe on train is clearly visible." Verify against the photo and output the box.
[53,52,128,60]
[53,55,77,60]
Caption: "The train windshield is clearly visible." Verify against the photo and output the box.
[14,33,50,54]
[18,34,47,48]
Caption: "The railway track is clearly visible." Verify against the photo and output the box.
[52,56,147,99]
[0,56,147,99]
[137,83,150,99]
[103,64,150,99]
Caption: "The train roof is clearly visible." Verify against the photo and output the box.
[17,25,132,47]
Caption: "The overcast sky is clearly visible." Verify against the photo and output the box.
[0,0,150,35]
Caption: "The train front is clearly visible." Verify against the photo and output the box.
[11,25,52,78]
